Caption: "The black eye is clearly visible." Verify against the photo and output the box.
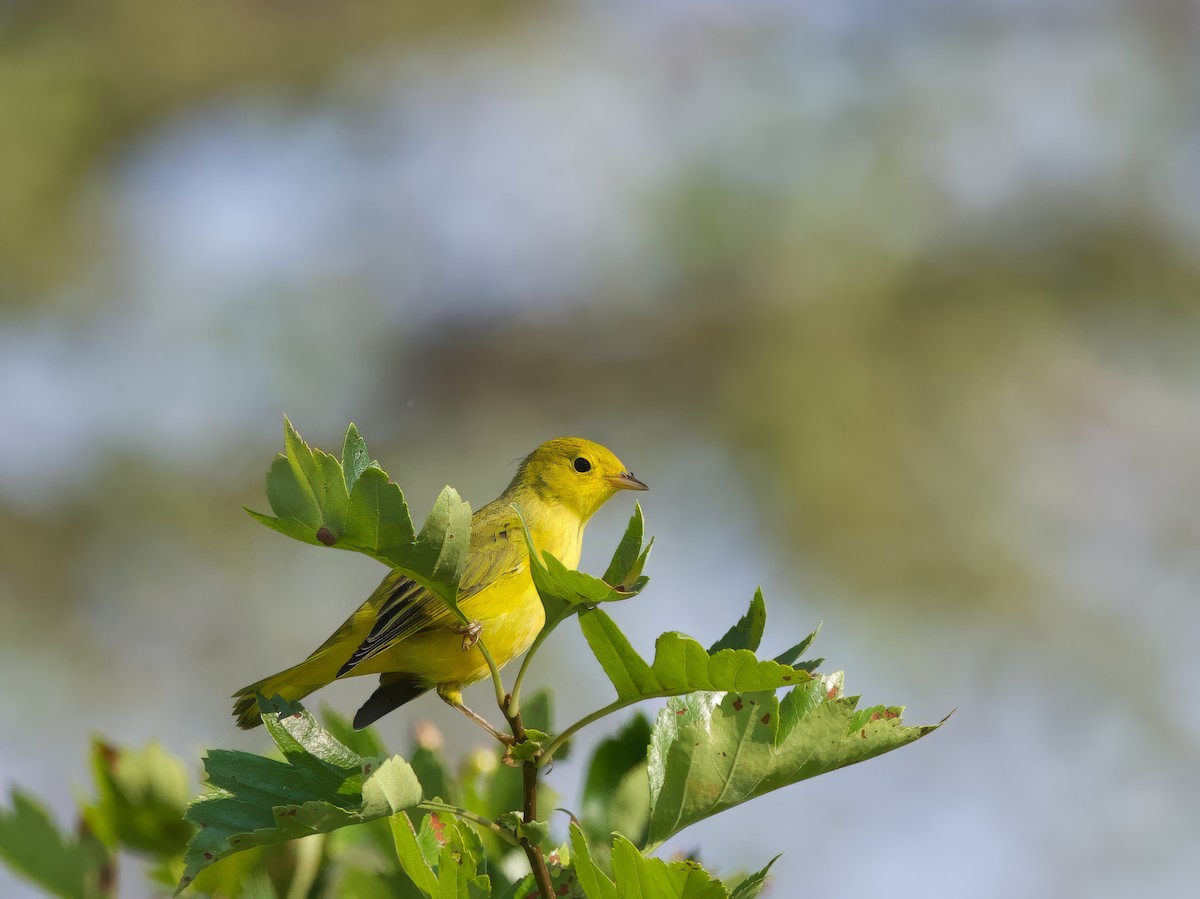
[573,457,592,473]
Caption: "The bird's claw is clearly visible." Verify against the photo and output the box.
[455,619,482,651]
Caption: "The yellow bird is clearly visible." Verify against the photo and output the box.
[233,437,647,734]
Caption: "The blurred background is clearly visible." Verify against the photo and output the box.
[2,0,1198,896]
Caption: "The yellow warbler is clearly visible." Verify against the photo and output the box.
[233,437,647,734]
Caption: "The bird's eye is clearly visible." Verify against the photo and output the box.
[573,457,592,473]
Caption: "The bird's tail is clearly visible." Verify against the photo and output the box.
[353,672,429,730]
[232,654,338,729]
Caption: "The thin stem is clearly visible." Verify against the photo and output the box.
[538,698,631,767]
[417,800,520,847]
[506,611,567,718]
[475,637,508,710]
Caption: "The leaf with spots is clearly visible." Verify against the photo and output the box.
[390,811,490,899]
[644,672,949,851]
[245,419,470,615]
[178,696,422,893]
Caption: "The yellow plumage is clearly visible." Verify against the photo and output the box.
[233,437,646,730]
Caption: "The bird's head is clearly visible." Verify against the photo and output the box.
[508,436,647,521]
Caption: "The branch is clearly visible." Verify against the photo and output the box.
[504,703,554,899]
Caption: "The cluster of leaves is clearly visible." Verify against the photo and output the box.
[0,739,192,898]
[0,422,944,898]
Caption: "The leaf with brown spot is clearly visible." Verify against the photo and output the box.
[645,671,949,851]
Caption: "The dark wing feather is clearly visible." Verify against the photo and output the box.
[336,506,526,677]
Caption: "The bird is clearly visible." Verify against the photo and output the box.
[232,436,647,736]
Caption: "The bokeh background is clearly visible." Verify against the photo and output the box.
[2,1,1198,896]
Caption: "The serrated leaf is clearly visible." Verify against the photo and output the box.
[82,739,192,856]
[708,589,766,654]
[517,505,651,629]
[644,675,948,850]
[610,834,729,899]
[0,790,107,899]
[408,486,472,612]
[729,855,780,899]
[504,729,548,764]
[569,823,616,899]
[772,621,822,670]
[427,816,490,899]
[178,697,422,892]
[579,607,811,705]
[246,421,471,617]
[602,503,653,589]
[342,466,416,559]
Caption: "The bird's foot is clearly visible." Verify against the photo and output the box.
[455,619,483,651]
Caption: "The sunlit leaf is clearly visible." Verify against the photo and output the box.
[569,823,617,899]
[518,504,651,629]
[602,503,653,590]
[610,834,729,899]
[644,674,948,850]
[578,607,811,705]
[390,813,438,898]
[341,423,375,493]
[729,855,780,899]
[245,419,471,619]
[707,589,766,653]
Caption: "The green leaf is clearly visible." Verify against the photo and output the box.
[578,607,811,705]
[390,813,438,898]
[707,589,766,653]
[320,705,388,761]
[729,856,780,899]
[504,729,548,764]
[341,423,374,493]
[602,503,654,589]
[178,697,422,893]
[81,739,192,856]
[497,811,549,848]
[581,713,652,851]
[569,823,616,899]
[407,486,472,611]
[0,790,107,899]
[771,622,822,671]
[246,420,472,619]
[610,834,729,899]
[427,816,490,899]
[644,674,948,850]
[517,504,651,629]
[342,466,416,560]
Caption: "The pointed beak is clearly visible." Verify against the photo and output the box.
[608,471,648,492]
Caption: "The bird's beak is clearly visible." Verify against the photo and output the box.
[608,471,648,492]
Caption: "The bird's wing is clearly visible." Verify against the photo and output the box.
[336,506,527,677]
